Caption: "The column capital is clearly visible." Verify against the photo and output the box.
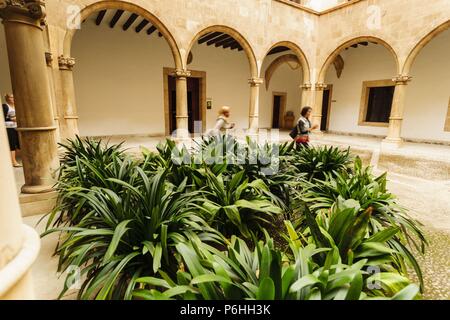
[173,69,191,79]
[0,0,46,23]
[58,55,76,70]
[315,83,328,91]
[248,77,264,87]
[300,83,312,90]
[392,75,412,85]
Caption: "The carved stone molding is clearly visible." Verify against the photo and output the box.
[248,77,264,87]
[315,83,328,91]
[0,0,46,22]
[172,69,191,79]
[300,83,312,90]
[58,55,76,70]
[45,52,52,66]
[392,75,412,85]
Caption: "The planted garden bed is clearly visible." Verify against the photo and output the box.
[41,135,427,300]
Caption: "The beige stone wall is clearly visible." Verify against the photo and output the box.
[47,0,450,88]
[325,44,397,136]
[39,0,450,140]
[316,0,450,80]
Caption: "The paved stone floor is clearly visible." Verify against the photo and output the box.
[17,133,450,299]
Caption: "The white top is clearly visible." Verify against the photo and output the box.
[297,116,311,135]
[208,115,233,136]
[5,104,17,128]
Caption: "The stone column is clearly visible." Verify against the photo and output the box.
[173,69,191,139]
[382,75,412,148]
[300,83,313,109]
[0,107,40,299]
[311,83,327,132]
[248,77,264,133]
[58,55,79,141]
[0,0,59,194]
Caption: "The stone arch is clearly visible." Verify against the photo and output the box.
[264,54,300,90]
[62,0,182,69]
[186,25,258,78]
[403,19,450,74]
[261,41,311,84]
[318,36,400,83]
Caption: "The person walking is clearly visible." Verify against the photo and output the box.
[2,93,21,167]
[209,106,235,136]
[290,106,318,148]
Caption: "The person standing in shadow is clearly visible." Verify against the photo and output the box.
[2,93,21,167]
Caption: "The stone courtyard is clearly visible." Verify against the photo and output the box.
[1,0,449,302]
[14,133,450,300]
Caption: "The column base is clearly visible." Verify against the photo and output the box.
[381,137,403,150]
[21,184,54,194]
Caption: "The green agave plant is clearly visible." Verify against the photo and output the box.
[142,138,231,188]
[294,145,353,181]
[43,137,426,301]
[196,169,283,239]
[133,234,420,300]
[42,169,223,300]
[300,157,427,290]
[285,198,414,283]
[47,136,132,227]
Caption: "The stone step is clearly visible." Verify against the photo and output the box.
[19,191,57,217]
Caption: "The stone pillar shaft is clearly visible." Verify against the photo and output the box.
[1,2,59,193]
[248,77,263,131]
[58,55,79,141]
[385,75,412,143]
[173,69,190,138]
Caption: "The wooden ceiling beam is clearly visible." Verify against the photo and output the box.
[224,40,239,49]
[207,34,229,46]
[198,32,222,44]
[95,10,106,26]
[220,37,237,48]
[147,25,157,35]
[123,13,138,31]
[215,36,234,47]
[230,41,241,50]
[110,10,124,28]
[135,19,149,33]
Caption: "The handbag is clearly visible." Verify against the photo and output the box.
[295,135,310,143]
[290,119,310,143]
[289,125,298,139]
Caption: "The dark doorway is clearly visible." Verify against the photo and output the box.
[168,76,201,134]
[272,95,281,128]
[272,93,286,129]
[320,87,332,131]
